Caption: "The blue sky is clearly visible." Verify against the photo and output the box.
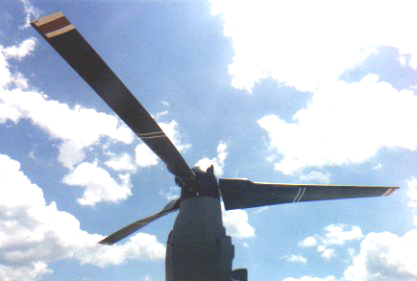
[1,1,417,281]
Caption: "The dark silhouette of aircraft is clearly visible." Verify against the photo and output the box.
[32,12,398,281]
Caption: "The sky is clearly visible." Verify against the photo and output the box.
[1,0,417,281]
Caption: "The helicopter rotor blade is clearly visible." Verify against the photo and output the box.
[219,178,398,210]
[99,198,180,245]
[31,12,197,188]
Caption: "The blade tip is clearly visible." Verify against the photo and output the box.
[383,187,399,197]
[31,12,75,38]
[98,238,114,245]
[31,12,65,27]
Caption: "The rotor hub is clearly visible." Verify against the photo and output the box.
[178,165,220,200]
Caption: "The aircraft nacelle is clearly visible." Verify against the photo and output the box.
[167,167,250,281]
[165,196,234,281]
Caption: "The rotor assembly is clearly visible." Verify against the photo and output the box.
[31,12,398,281]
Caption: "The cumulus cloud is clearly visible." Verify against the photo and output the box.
[222,203,255,238]
[0,154,165,281]
[63,161,132,206]
[322,224,364,246]
[0,262,51,281]
[135,143,160,168]
[407,178,417,225]
[1,85,134,169]
[0,37,188,207]
[299,224,363,260]
[0,38,36,91]
[283,254,308,265]
[341,178,417,281]
[195,142,228,176]
[20,0,40,29]
[343,231,417,281]
[258,75,417,175]
[2,37,36,61]
[292,178,417,281]
[211,0,417,93]
[105,152,137,172]
[299,171,331,184]
[75,233,165,267]
[4,90,133,147]
[298,236,317,248]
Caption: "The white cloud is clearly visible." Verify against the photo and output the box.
[319,247,336,260]
[57,141,86,169]
[195,142,228,176]
[258,75,417,175]
[211,0,417,93]
[0,38,35,91]
[0,37,148,209]
[284,254,308,265]
[299,171,331,184]
[299,224,363,260]
[1,88,134,168]
[0,103,22,124]
[20,0,40,29]
[105,153,137,172]
[135,143,160,168]
[159,185,180,201]
[343,230,417,281]
[407,178,417,226]
[0,262,51,281]
[323,224,364,246]
[1,37,189,209]
[297,179,417,281]
[282,276,336,281]
[63,161,132,206]
[298,236,317,248]
[221,203,255,238]
[75,232,165,267]
[1,38,134,169]
[2,37,36,60]
[0,154,165,281]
